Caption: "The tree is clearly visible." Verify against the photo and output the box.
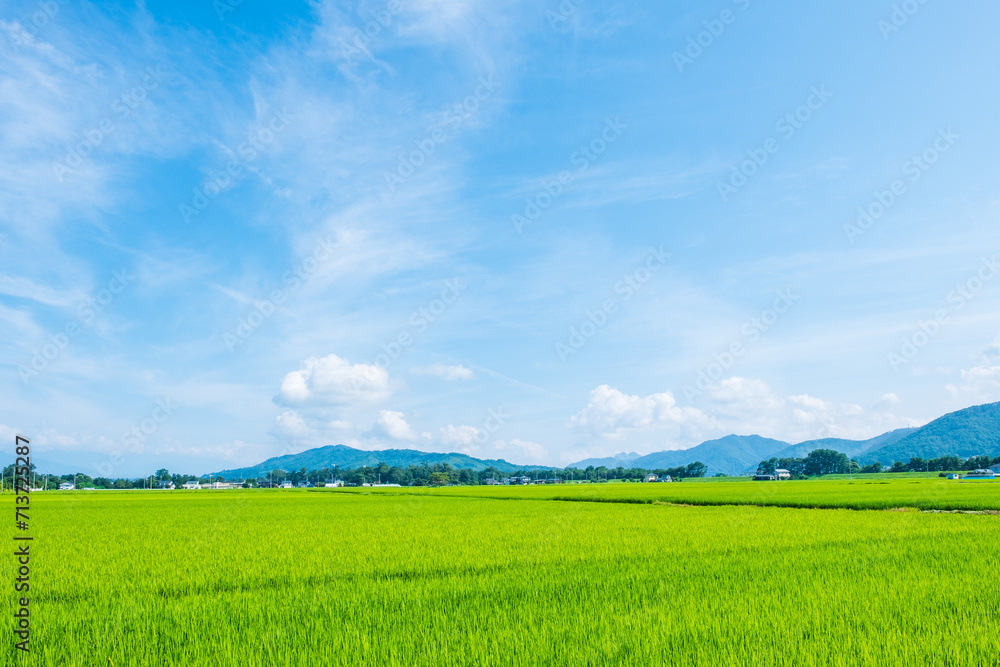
[861,461,882,474]
[757,458,778,475]
[429,472,450,486]
[155,468,170,481]
[684,462,708,478]
[802,449,850,476]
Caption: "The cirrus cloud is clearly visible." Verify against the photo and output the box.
[413,363,474,380]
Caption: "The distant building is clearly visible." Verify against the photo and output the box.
[947,474,961,480]
[775,469,791,480]
[964,469,996,480]
[279,481,293,489]
[156,481,175,489]
[990,464,1000,474]
[645,474,658,483]
[753,474,777,481]
[182,482,201,489]
[324,481,344,488]
[295,481,313,488]
[58,482,75,490]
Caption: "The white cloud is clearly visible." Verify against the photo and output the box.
[946,365,1000,404]
[270,411,312,438]
[944,336,1000,404]
[568,379,921,455]
[413,363,474,380]
[377,410,417,440]
[569,384,715,439]
[703,377,918,442]
[440,424,482,446]
[876,393,901,407]
[494,437,546,462]
[276,354,390,406]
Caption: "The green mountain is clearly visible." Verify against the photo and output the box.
[858,402,1000,464]
[569,435,792,477]
[769,428,918,460]
[212,444,553,479]
[566,452,642,469]
[216,403,1000,479]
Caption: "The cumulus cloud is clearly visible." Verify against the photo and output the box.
[413,363,474,380]
[569,384,715,439]
[494,438,546,462]
[568,379,920,451]
[944,336,1000,404]
[270,411,312,438]
[702,377,918,442]
[875,393,901,407]
[946,365,1000,403]
[440,424,482,446]
[276,354,390,406]
[377,410,417,440]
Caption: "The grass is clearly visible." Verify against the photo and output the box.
[4,483,1000,665]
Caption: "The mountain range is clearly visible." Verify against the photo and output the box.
[213,402,1000,478]
[212,444,555,479]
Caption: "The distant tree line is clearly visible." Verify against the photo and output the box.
[0,465,204,490]
[882,454,998,474]
[251,461,709,486]
[2,461,710,490]
[757,450,1000,478]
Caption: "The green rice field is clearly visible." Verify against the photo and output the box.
[376,476,1000,511]
[5,479,1000,665]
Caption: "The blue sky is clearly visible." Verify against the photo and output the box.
[3,0,1000,476]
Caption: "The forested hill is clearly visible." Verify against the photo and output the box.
[857,402,1000,464]
[212,444,553,478]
